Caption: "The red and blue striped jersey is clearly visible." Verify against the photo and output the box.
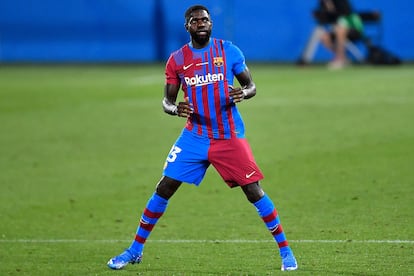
[165,38,247,139]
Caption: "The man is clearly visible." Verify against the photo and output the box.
[318,0,363,69]
[107,5,298,271]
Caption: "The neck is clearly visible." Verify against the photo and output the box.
[191,38,210,49]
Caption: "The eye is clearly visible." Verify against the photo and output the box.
[189,17,210,25]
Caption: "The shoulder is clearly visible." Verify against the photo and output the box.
[169,44,189,58]
[167,44,191,66]
[214,38,238,50]
[213,38,244,57]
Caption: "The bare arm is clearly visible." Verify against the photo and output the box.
[162,83,193,118]
[229,67,256,103]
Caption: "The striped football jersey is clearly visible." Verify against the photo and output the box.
[165,38,248,139]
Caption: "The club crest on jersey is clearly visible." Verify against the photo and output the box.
[214,57,223,67]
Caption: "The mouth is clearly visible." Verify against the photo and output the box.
[196,30,208,35]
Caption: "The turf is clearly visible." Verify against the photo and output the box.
[0,64,413,275]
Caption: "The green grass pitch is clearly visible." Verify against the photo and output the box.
[0,64,413,275]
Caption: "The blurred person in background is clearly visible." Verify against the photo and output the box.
[318,0,364,69]
[107,4,298,272]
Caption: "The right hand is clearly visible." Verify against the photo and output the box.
[177,97,193,118]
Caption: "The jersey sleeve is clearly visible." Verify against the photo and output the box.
[226,42,247,75]
[165,54,181,85]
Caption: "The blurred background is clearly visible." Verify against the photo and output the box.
[0,0,413,63]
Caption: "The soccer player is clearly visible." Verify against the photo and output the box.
[107,4,298,271]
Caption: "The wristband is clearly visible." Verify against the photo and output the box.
[162,98,178,115]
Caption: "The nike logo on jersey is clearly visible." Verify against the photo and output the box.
[245,171,256,178]
[183,63,193,70]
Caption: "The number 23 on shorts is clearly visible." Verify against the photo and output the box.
[167,145,182,162]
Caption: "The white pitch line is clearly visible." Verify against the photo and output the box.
[0,239,413,244]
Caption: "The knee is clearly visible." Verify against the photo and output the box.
[242,182,265,203]
[319,32,333,47]
[335,25,347,37]
[155,176,181,199]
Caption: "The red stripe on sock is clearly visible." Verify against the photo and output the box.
[135,235,146,244]
[262,209,278,223]
[270,224,279,235]
[143,208,163,219]
[278,241,289,248]
[271,224,284,236]
[140,221,155,231]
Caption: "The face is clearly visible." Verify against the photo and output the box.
[185,9,212,47]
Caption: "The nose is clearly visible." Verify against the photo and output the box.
[195,19,206,26]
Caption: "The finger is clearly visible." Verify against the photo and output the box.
[181,97,193,109]
[229,88,242,95]
[178,106,192,117]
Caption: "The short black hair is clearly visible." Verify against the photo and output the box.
[184,5,210,24]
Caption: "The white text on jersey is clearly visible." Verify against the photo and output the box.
[184,73,224,87]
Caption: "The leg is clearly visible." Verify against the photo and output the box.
[107,176,182,270]
[333,24,348,61]
[326,24,350,69]
[241,181,264,203]
[241,182,298,271]
[130,176,181,252]
[319,29,335,53]
[155,175,182,199]
[318,24,352,69]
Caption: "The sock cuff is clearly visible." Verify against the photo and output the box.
[253,194,275,217]
[147,192,169,212]
[253,193,271,209]
[153,192,168,204]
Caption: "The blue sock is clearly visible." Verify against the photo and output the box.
[129,193,168,254]
[254,194,291,254]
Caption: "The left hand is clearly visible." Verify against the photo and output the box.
[229,86,245,103]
